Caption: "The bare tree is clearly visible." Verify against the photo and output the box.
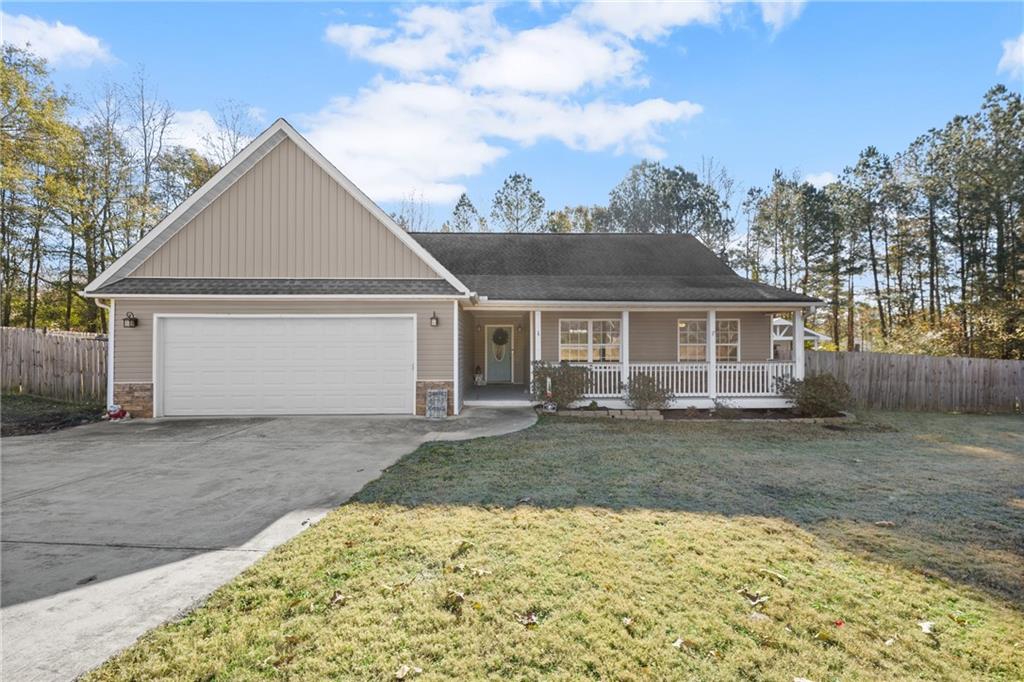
[203,100,258,165]
[390,191,434,231]
[125,67,174,240]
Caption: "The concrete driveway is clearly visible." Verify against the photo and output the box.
[1,407,536,681]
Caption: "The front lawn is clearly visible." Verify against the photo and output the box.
[1,393,104,437]
[89,413,1023,681]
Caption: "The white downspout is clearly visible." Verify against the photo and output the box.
[707,309,717,400]
[95,299,115,408]
[794,309,806,380]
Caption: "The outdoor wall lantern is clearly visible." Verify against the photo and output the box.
[122,312,138,328]
[430,311,440,327]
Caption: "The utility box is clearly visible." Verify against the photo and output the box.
[426,388,448,420]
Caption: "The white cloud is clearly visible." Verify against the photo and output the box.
[301,80,701,202]
[997,33,1024,80]
[1,12,111,67]
[314,3,715,202]
[324,4,503,73]
[165,109,222,153]
[804,171,837,188]
[758,1,807,33]
[460,21,642,93]
[573,1,726,40]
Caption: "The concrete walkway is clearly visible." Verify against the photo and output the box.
[1,407,536,681]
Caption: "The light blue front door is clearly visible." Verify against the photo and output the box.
[486,325,513,383]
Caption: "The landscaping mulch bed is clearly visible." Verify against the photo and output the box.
[1,393,104,437]
[663,407,845,420]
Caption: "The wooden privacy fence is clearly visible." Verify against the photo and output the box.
[806,350,1024,413]
[1,327,107,403]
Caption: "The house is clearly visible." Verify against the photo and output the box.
[84,119,820,418]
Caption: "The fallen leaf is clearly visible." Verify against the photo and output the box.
[794,678,816,682]
[622,617,633,627]
[758,568,789,585]
[329,591,350,607]
[918,621,934,634]
[395,664,422,679]
[472,568,492,578]
[516,496,532,504]
[884,637,896,646]
[517,611,540,628]
[834,619,845,627]
[441,591,465,616]
[451,540,475,560]
[738,587,769,608]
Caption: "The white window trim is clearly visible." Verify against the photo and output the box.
[677,318,708,362]
[716,318,741,363]
[677,317,741,362]
[558,318,620,363]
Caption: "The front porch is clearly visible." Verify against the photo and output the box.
[460,307,809,410]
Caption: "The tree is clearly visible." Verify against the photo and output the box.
[544,205,598,233]
[490,173,545,232]
[448,193,486,232]
[203,100,258,165]
[391,191,433,231]
[607,160,735,256]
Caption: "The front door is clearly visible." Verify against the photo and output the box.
[485,325,513,383]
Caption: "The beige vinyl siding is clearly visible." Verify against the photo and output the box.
[131,138,438,279]
[113,299,453,383]
[540,311,772,362]
[469,311,530,384]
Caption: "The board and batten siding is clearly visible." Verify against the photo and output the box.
[113,300,454,384]
[540,311,772,362]
[130,138,438,279]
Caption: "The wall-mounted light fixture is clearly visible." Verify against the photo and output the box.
[430,311,440,327]
[122,312,138,328]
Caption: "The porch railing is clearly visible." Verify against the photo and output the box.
[716,361,794,397]
[568,362,622,397]
[565,361,795,398]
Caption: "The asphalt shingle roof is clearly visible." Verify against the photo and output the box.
[92,278,459,296]
[410,232,819,303]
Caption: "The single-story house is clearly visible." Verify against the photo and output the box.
[84,119,821,418]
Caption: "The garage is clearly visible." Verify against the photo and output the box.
[156,315,415,416]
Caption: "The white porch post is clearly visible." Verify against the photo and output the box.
[706,309,717,399]
[620,310,630,397]
[793,309,806,380]
[536,307,544,372]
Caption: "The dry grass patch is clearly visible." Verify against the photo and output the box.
[88,412,1024,681]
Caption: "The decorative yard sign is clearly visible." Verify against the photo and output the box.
[426,388,448,420]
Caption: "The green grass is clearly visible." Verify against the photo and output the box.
[88,412,1024,681]
[1,393,104,437]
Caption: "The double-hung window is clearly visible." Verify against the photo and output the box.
[677,318,741,362]
[559,319,620,362]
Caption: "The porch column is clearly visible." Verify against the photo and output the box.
[536,309,544,382]
[706,309,717,399]
[793,309,806,380]
[620,310,630,396]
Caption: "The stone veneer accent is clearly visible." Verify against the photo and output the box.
[113,382,154,418]
[416,380,455,416]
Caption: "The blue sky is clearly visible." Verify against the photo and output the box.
[4,2,1023,224]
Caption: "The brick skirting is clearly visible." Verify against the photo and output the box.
[114,383,154,418]
[416,380,455,416]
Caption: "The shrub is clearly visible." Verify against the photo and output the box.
[711,398,741,419]
[531,361,590,409]
[777,373,851,417]
[624,373,673,410]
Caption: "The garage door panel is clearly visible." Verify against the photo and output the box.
[159,316,415,416]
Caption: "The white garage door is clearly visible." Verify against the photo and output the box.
[158,316,415,416]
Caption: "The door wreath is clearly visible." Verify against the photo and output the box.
[491,328,509,361]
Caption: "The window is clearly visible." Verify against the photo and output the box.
[677,319,707,361]
[559,319,620,362]
[677,318,741,362]
[716,319,740,362]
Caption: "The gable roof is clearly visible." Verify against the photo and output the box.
[84,119,471,296]
[411,232,820,304]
